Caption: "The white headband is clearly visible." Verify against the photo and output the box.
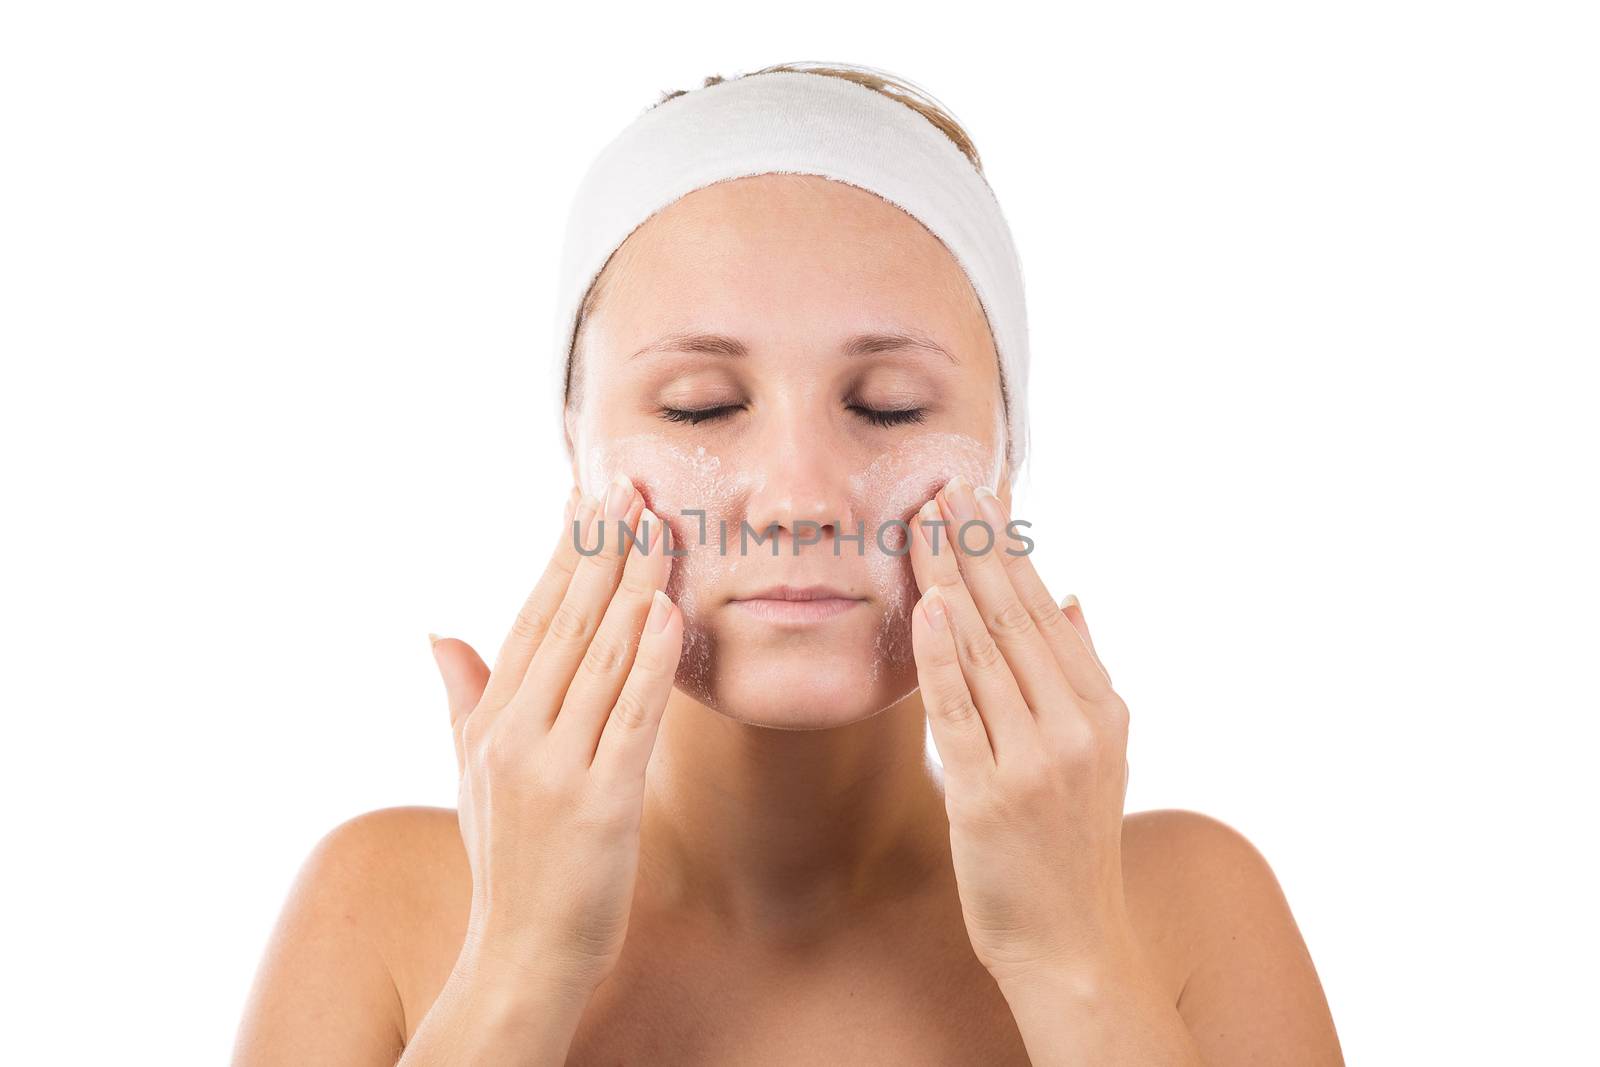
[551,69,1031,475]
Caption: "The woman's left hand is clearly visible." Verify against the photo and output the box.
[906,474,1142,992]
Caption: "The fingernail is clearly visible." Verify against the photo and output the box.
[571,495,600,551]
[943,475,977,523]
[923,588,948,631]
[646,589,672,633]
[974,484,1006,526]
[605,471,634,520]
[1062,593,1080,611]
[918,498,943,549]
[427,632,441,649]
[639,507,660,551]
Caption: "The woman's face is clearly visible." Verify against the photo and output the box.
[566,173,1009,728]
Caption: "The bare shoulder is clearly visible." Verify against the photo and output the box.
[318,804,467,878]
[308,806,473,998]
[232,807,471,1065]
[1123,807,1282,911]
[1121,808,1280,968]
[307,805,469,917]
[1120,808,1345,1065]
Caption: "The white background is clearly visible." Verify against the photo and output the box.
[3,2,1596,1063]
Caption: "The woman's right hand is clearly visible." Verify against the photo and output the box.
[428,473,682,1005]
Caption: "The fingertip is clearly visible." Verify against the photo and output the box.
[646,588,672,634]
[573,492,601,536]
[430,636,459,677]
[638,507,665,555]
[1062,594,1094,642]
[624,489,647,531]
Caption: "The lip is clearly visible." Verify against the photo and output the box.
[730,584,866,625]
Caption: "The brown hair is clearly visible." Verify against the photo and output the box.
[563,62,993,430]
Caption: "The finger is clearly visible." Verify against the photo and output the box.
[936,475,1073,718]
[1062,594,1112,688]
[908,496,1036,764]
[590,589,684,795]
[973,485,1116,704]
[513,472,646,734]
[430,634,490,777]
[549,508,673,764]
[481,487,589,715]
[911,587,995,782]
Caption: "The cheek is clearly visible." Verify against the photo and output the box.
[581,432,769,703]
[579,431,765,619]
[847,431,1002,678]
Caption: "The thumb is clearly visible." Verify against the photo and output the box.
[429,633,490,775]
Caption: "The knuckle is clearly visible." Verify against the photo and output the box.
[461,714,491,756]
[547,600,591,643]
[631,641,672,677]
[615,569,657,602]
[572,779,630,833]
[955,775,1007,824]
[1053,720,1099,765]
[988,598,1035,638]
[509,603,550,644]
[1100,694,1131,732]
[481,729,522,775]
[580,546,624,579]
[611,688,652,731]
[935,684,982,729]
[548,551,579,582]
[960,630,1005,673]
[581,632,633,678]
[1031,594,1072,637]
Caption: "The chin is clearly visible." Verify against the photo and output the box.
[679,644,920,729]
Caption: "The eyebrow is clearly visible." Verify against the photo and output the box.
[626,329,959,365]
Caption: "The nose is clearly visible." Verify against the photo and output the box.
[740,399,857,553]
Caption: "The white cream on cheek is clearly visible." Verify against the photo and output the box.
[575,425,1001,704]
[845,431,1003,685]
[578,432,768,700]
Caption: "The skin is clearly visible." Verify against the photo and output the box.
[232,175,1345,1065]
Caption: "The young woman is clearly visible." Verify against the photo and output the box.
[233,63,1344,1065]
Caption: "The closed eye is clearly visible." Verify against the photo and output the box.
[849,404,928,428]
[659,404,744,425]
[658,403,928,427]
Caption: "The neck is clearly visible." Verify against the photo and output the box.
[638,686,951,941]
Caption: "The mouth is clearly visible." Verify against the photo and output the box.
[728,584,867,625]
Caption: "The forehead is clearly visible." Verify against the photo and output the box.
[590,174,994,360]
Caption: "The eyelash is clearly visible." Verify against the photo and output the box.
[659,404,742,425]
[849,403,928,428]
[657,404,928,427]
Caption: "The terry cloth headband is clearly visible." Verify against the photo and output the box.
[551,69,1032,476]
